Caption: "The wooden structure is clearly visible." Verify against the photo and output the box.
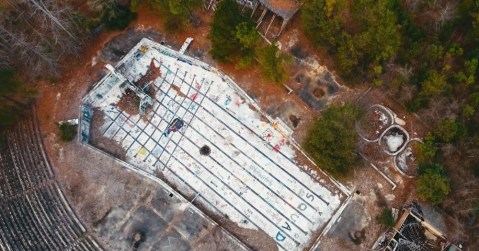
[204,0,301,42]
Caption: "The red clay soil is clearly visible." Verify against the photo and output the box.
[116,88,140,115]
[35,30,124,139]
[359,141,391,163]
[357,108,390,141]
[170,84,187,98]
[134,58,161,88]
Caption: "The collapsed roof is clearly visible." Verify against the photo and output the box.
[258,0,301,20]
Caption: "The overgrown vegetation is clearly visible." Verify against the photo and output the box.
[376,208,395,227]
[303,0,479,245]
[303,0,401,83]
[58,123,77,142]
[101,4,137,30]
[303,104,362,178]
[132,0,200,32]
[209,0,289,83]
[417,163,450,205]
[210,0,258,63]
[258,45,290,83]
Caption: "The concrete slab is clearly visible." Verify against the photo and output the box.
[82,38,349,251]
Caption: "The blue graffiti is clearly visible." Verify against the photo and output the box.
[275,231,286,242]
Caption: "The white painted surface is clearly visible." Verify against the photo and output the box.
[179,37,194,54]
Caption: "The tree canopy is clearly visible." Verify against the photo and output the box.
[303,104,362,178]
[209,0,256,63]
[417,163,450,205]
[258,45,290,83]
[132,0,200,32]
[58,123,77,142]
[302,0,401,80]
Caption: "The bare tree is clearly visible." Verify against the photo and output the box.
[398,84,417,104]
[26,0,75,38]
[404,0,422,12]
[434,3,457,31]
[419,96,447,121]
[88,0,119,13]
[0,0,84,78]
[0,25,59,76]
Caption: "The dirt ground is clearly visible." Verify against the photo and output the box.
[117,88,141,115]
[32,3,431,251]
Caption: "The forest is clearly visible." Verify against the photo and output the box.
[303,0,479,244]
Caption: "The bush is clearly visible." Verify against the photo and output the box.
[0,68,20,96]
[417,163,450,205]
[258,45,290,83]
[376,208,395,227]
[303,103,362,178]
[58,123,77,142]
[417,133,437,163]
[434,119,467,143]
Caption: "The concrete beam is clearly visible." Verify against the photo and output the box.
[256,8,268,29]
[251,1,259,17]
[265,14,276,36]
[275,18,288,38]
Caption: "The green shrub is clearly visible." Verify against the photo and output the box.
[376,208,395,227]
[417,163,450,205]
[0,68,24,130]
[58,123,77,142]
[209,0,250,62]
[417,133,437,163]
[258,45,290,83]
[434,119,467,143]
[303,103,362,178]
[0,106,20,129]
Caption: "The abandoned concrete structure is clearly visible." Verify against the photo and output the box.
[373,202,463,251]
[204,0,301,41]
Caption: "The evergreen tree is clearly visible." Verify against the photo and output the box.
[303,104,361,177]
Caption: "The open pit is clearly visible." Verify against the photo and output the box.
[379,125,409,156]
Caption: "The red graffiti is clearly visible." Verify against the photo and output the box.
[273,144,280,152]
[190,93,197,101]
